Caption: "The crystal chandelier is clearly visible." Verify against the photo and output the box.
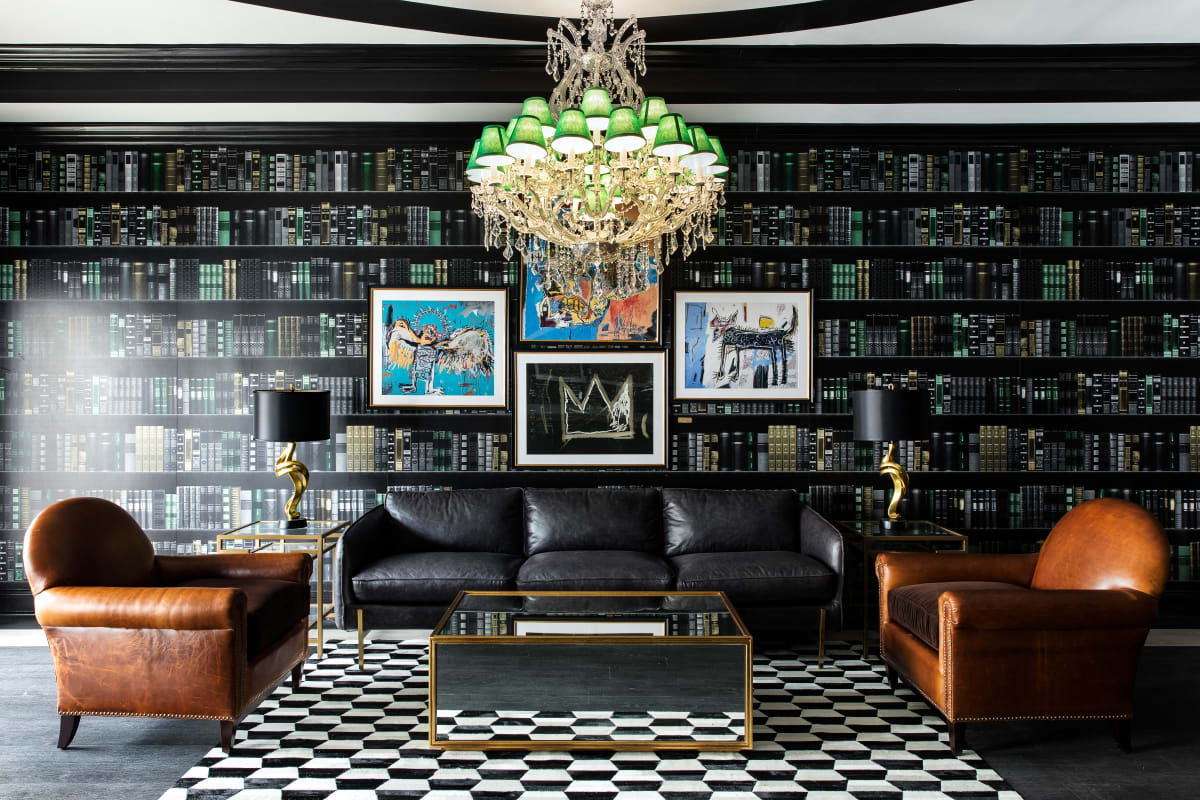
[467,0,729,273]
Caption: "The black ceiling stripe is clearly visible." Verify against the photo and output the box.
[231,0,974,43]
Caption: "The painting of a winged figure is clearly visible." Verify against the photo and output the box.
[370,288,508,408]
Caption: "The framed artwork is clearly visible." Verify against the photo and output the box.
[519,253,660,343]
[515,350,666,467]
[369,288,507,408]
[673,290,812,401]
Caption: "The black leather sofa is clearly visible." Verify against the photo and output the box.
[335,487,844,665]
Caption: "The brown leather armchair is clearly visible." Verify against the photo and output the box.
[875,497,1168,754]
[24,497,313,752]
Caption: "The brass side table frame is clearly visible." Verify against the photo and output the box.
[838,519,969,659]
[217,519,349,658]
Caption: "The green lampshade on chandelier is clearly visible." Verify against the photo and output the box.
[468,0,727,275]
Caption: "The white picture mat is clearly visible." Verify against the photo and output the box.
[369,287,507,407]
[513,619,667,636]
[673,290,812,401]
[514,350,667,467]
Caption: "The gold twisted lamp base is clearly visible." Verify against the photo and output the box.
[879,441,909,525]
[275,441,309,528]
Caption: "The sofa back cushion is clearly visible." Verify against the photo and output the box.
[524,488,662,555]
[385,488,523,554]
[663,488,798,557]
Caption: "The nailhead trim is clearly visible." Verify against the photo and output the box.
[59,711,233,721]
[941,598,953,715]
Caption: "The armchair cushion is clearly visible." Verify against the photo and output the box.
[175,578,308,660]
[516,550,673,591]
[888,581,1025,651]
[352,552,522,605]
[671,551,836,606]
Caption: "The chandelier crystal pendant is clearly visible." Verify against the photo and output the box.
[467,0,729,272]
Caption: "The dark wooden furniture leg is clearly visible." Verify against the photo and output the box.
[1115,719,1132,752]
[57,715,80,749]
[219,720,237,752]
[291,662,302,691]
[947,722,966,755]
[885,664,898,691]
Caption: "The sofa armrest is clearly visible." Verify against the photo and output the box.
[799,504,845,627]
[942,587,1158,632]
[157,552,312,585]
[334,504,400,628]
[34,585,246,630]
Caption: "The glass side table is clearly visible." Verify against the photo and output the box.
[216,519,349,657]
[838,519,969,659]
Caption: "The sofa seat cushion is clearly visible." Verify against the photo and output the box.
[888,581,1026,651]
[670,551,835,606]
[352,552,522,605]
[176,578,307,660]
[516,550,673,591]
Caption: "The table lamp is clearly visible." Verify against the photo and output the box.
[254,386,331,529]
[851,387,931,529]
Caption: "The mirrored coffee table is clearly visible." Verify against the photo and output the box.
[428,591,753,751]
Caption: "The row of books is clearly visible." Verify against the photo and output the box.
[2,205,479,247]
[0,486,387,532]
[0,257,520,300]
[814,373,1200,415]
[0,428,511,473]
[0,373,498,416]
[1172,544,1200,581]
[666,427,1197,474]
[345,427,509,473]
[712,203,1200,247]
[671,256,1200,300]
[0,146,471,193]
[12,312,368,358]
[728,147,1200,193]
[0,539,23,582]
[814,313,1199,358]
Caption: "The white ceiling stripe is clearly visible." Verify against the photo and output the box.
[3,102,1200,125]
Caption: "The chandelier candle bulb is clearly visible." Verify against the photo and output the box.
[604,106,647,153]
[476,125,515,168]
[552,108,592,157]
[505,115,549,162]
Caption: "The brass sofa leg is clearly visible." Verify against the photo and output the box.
[219,720,237,752]
[57,715,80,749]
[817,608,826,667]
[357,608,365,670]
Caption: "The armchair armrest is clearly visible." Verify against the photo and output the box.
[34,585,246,630]
[157,552,312,585]
[942,587,1158,632]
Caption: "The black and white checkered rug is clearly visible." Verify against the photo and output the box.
[159,639,1021,799]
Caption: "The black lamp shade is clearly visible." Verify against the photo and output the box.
[254,389,331,442]
[852,389,931,441]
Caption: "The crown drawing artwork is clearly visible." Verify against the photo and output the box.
[516,351,666,467]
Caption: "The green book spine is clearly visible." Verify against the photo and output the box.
[1062,210,1074,246]
[151,152,164,191]
[430,210,442,246]
[265,319,277,357]
[217,211,231,246]
[8,211,19,246]
[361,152,374,192]
[850,210,863,246]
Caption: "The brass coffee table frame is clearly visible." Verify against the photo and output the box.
[428,590,753,751]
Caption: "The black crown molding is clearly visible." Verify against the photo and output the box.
[2,43,1200,105]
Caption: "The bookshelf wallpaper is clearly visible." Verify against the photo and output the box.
[1,124,1198,621]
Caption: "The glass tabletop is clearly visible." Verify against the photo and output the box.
[436,592,744,638]
[221,520,348,538]
[839,519,965,539]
